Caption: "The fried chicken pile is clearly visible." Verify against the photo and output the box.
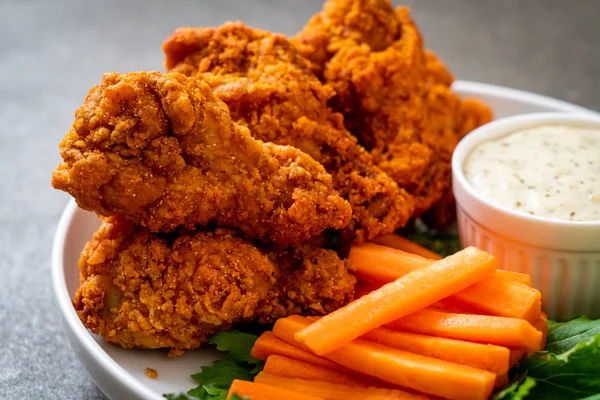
[75,217,355,350]
[294,0,492,220]
[54,71,356,351]
[163,22,413,243]
[52,0,494,352]
[52,71,351,246]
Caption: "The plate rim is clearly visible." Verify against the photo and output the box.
[452,80,597,116]
[52,200,163,400]
[51,80,598,400]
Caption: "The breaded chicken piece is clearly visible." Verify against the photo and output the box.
[163,22,414,244]
[294,0,492,220]
[74,217,355,350]
[51,71,351,246]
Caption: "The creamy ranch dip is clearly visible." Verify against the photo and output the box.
[464,125,600,222]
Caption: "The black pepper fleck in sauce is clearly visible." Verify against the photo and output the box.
[464,125,600,221]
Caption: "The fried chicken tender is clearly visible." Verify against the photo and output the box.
[51,71,352,246]
[163,22,414,244]
[74,217,355,350]
[294,0,492,219]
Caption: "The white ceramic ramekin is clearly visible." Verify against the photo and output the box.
[452,113,600,320]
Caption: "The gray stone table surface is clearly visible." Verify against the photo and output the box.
[0,0,599,399]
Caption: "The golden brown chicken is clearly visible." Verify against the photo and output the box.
[51,71,352,246]
[294,0,492,222]
[163,22,414,244]
[74,217,356,350]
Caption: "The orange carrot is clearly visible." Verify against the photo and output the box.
[363,327,510,374]
[349,243,431,284]
[499,350,525,388]
[388,309,543,352]
[495,270,532,286]
[373,233,443,260]
[264,355,367,387]
[533,315,549,351]
[227,379,322,400]
[449,276,541,323]
[273,316,391,387]
[510,350,525,366]
[355,280,378,298]
[251,331,340,370]
[296,246,496,355]
[495,373,509,388]
[254,372,428,400]
[322,339,496,400]
[351,244,540,322]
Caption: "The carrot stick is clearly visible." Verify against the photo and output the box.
[351,244,540,322]
[278,316,495,400]
[297,247,496,355]
[433,298,473,313]
[264,355,368,387]
[355,281,377,298]
[322,339,496,400]
[254,372,428,400]
[494,270,532,286]
[533,315,549,351]
[273,316,391,387]
[227,379,322,400]
[495,373,509,388]
[350,243,432,284]
[449,276,541,323]
[499,350,525,389]
[509,350,525,366]
[251,331,340,370]
[387,309,543,352]
[373,233,443,260]
[363,327,510,374]
[353,244,531,289]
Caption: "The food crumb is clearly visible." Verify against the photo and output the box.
[168,349,185,358]
[146,367,158,379]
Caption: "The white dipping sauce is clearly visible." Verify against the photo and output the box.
[464,125,600,222]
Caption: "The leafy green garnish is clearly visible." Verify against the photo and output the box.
[188,359,254,399]
[208,331,264,374]
[545,317,600,353]
[164,392,248,400]
[163,330,264,400]
[495,376,536,400]
[414,230,600,400]
[404,230,461,257]
[498,317,600,399]
[517,333,600,399]
[164,394,196,400]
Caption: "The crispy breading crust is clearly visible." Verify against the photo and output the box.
[294,0,492,221]
[163,23,414,243]
[52,71,352,246]
[74,217,355,350]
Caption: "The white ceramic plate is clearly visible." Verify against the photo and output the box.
[52,81,598,400]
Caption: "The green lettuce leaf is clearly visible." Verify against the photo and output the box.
[164,393,196,400]
[494,376,536,400]
[517,333,600,399]
[208,330,264,374]
[164,330,264,400]
[500,317,600,399]
[188,359,254,399]
[545,317,600,354]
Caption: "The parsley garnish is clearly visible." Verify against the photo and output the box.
[163,330,263,400]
